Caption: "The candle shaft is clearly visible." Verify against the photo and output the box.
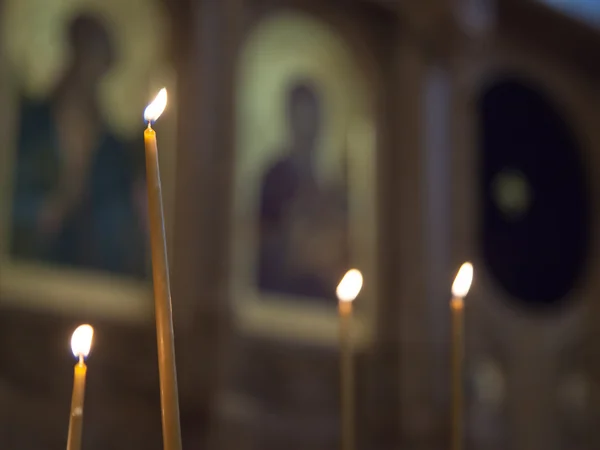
[66,361,87,450]
[451,296,464,450]
[144,126,182,450]
[339,301,354,450]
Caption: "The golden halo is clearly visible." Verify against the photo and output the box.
[237,11,370,190]
[1,0,170,137]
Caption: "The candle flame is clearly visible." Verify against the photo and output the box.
[144,88,167,123]
[452,262,474,298]
[71,324,94,359]
[336,269,363,303]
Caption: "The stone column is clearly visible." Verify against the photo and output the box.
[584,65,600,450]
[168,0,239,446]
[392,3,462,447]
[428,1,497,449]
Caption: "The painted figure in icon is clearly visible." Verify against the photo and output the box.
[258,80,349,302]
[10,13,147,277]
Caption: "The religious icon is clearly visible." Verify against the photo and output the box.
[10,13,147,277]
[231,11,377,343]
[479,77,590,309]
[0,0,172,317]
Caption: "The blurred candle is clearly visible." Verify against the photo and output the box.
[336,269,363,450]
[143,88,182,450]
[66,324,94,450]
[450,262,473,450]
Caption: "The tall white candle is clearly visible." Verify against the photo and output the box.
[336,269,363,450]
[143,88,182,450]
[66,324,94,450]
[450,262,474,450]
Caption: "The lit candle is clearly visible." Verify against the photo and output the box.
[450,262,474,450]
[336,269,363,450]
[66,324,94,450]
[143,88,182,450]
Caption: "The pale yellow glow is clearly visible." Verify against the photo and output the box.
[336,269,363,303]
[144,88,167,122]
[71,324,94,359]
[452,262,474,298]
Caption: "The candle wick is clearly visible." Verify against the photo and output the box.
[147,121,153,131]
[79,354,84,365]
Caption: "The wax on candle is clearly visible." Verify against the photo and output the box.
[143,88,182,450]
[66,324,94,450]
[336,269,363,450]
[450,262,473,450]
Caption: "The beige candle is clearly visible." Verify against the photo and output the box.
[450,262,474,450]
[336,269,363,450]
[143,88,182,450]
[66,324,94,450]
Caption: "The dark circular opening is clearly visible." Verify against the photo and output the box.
[478,76,590,310]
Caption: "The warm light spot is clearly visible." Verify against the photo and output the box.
[336,269,363,303]
[452,262,473,298]
[491,169,532,220]
[144,88,167,123]
[71,324,94,359]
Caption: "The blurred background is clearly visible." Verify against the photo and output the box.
[0,0,598,449]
